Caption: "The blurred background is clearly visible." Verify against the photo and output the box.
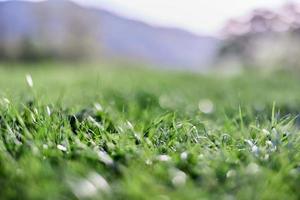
[0,0,300,71]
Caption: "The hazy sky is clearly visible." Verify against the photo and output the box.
[74,0,295,35]
[3,0,297,35]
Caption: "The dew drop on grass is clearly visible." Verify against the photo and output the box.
[251,145,259,154]
[262,129,270,136]
[226,170,237,178]
[88,116,102,128]
[157,155,171,162]
[245,139,259,155]
[57,144,67,152]
[198,99,214,114]
[69,172,110,199]
[46,106,51,116]
[31,145,39,155]
[25,74,34,88]
[198,154,204,159]
[126,121,134,130]
[97,150,113,166]
[70,179,97,198]
[3,98,10,104]
[246,163,260,174]
[245,139,253,147]
[94,103,103,111]
[145,159,153,165]
[159,95,170,108]
[88,172,110,192]
[266,140,277,152]
[171,169,187,187]
[264,154,270,161]
[1,98,10,108]
[30,113,36,123]
[180,152,188,160]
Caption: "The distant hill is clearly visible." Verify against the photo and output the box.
[0,0,220,69]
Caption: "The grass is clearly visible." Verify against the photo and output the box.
[0,63,300,199]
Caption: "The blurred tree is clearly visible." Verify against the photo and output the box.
[218,3,300,70]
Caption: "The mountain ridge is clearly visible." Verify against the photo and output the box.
[0,0,220,69]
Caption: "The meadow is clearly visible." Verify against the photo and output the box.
[0,63,300,199]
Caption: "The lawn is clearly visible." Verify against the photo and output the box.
[0,63,300,199]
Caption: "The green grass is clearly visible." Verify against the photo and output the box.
[0,63,300,199]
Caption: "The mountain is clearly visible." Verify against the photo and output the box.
[0,0,220,69]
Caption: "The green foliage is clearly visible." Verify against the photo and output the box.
[0,63,300,199]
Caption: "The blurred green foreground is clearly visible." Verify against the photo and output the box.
[0,63,300,200]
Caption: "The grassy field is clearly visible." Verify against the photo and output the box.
[1,63,300,199]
